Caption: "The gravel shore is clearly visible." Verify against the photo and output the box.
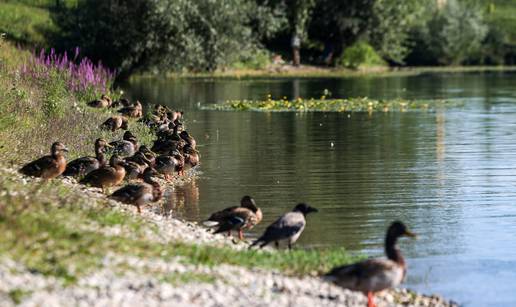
[0,167,457,307]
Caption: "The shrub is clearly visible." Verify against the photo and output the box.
[20,48,115,103]
[423,0,488,65]
[52,0,285,75]
[338,41,386,69]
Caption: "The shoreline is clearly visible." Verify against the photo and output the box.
[130,64,516,80]
[0,166,458,307]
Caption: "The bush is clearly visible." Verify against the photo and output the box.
[422,0,488,65]
[52,0,285,75]
[338,41,386,69]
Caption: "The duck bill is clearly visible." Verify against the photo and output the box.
[308,206,318,213]
[404,230,417,238]
[62,147,69,152]
[105,143,114,148]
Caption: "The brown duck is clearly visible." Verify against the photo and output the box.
[180,131,196,149]
[80,154,126,193]
[109,167,162,213]
[109,131,138,157]
[118,100,142,118]
[204,196,262,240]
[63,138,112,177]
[100,115,129,132]
[19,142,68,179]
[110,98,131,109]
[324,221,416,307]
[183,144,200,168]
[87,94,112,108]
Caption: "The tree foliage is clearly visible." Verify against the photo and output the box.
[53,0,286,75]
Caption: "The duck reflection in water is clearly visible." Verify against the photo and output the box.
[161,180,200,217]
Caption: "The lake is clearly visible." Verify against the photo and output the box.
[124,72,516,306]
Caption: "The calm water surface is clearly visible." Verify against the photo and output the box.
[124,72,516,306]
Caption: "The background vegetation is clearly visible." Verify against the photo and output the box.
[0,0,516,75]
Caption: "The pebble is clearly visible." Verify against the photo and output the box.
[0,167,458,307]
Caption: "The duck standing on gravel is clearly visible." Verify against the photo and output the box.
[109,131,139,157]
[80,155,126,193]
[109,167,163,213]
[324,221,416,307]
[19,142,68,179]
[63,138,112,178]
[204,196,262,240]
[100,115,129,132]
[250,203,317,250]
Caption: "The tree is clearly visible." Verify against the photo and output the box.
[53,0,286,76]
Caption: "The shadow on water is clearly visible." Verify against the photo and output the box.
[123,72,516,306]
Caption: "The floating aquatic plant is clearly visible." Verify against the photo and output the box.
[203,95,463,113]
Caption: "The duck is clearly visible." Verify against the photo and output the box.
[118,100,142,118]
[154,155,177,181]
[204,196,262,240]
[153,124,186,155]
[110,98,131,109]
[180,131,197,149]
[250,203,317,250]
[172,151,185,176]
[324,221,416,307]
[87,94,112,108]
[121,160,148,181]
[136,145,157,167]
[100,115,129,132]
[80,154,126,193]
[19,142,68,179]
[63,138,112,177]
[183,144,200,168]
[109,167,163,214]
[109,131,138,157]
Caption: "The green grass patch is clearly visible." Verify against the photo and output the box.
[8,288,31,304]
[0,168,360,283]
[0,2,56,47]
[203,95,462,113]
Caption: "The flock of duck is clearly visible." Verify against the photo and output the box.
[18,95,416,307]
[19,95,199,213]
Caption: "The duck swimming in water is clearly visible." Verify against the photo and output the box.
[324,221,416,307]
[19,142,68,179]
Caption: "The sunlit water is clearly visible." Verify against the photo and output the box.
[123,72,516,306]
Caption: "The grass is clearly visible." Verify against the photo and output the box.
[203,95,463,113]
[0,168,360,284]
[0,2,56,47]
[0,39,150,165]
[0,40,360,290]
